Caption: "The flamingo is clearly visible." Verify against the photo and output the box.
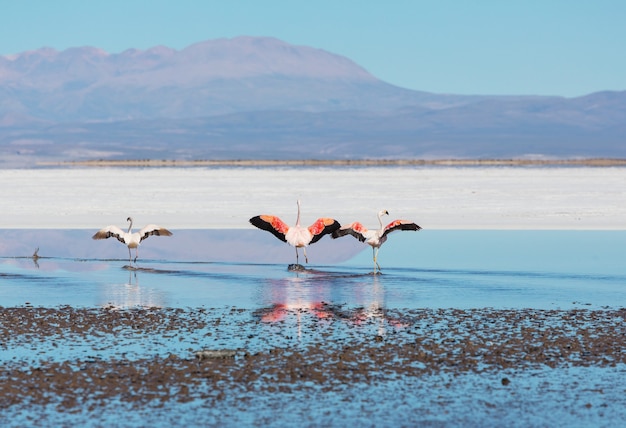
[92,217,173,264]
[332,210,421,273]
[249,200,340,265]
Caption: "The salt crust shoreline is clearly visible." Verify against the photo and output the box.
[1,163,625,230]
[41,157,626,167]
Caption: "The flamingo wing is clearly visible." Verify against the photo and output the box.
[331,221,368,242]
[92,225,126,244]
[139,224,173,242]
[381,220,422,239]
[308,218,341,244]
[249,215,290,242]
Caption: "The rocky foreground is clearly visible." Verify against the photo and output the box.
[0,306,624,426]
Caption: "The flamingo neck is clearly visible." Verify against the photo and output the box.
[377,210,390,234]
[295,200,301,226]
[127,218,133,233]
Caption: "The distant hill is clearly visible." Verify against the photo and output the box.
[1,36,625,166]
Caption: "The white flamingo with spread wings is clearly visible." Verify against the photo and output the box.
[92,217,173,264]
[332,210,421,273]
[249,200,340,265]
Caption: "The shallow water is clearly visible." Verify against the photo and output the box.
[1,255,625,312]
[1,229,625,427]
[3,365,625,427]
[1,229,624,310]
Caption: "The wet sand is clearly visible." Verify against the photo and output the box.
[1,306,624,426]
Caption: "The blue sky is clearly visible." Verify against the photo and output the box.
[1,0,625,97]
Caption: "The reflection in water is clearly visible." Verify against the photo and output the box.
[99,270,165,309]
[5,248,43,269]
[256,273,323,339]
[254,270,406,339]
[31,248,40,269]
[352,276,385,336]
[4,229,625,310]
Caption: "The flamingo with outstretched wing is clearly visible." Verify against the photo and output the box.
[333,210,421,273]
[249,200,340,265]
[93,217,173,264]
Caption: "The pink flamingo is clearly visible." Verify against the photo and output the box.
[249,200,340,265]
[332,209,421,273]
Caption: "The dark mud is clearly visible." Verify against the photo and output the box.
[0,306,624,426]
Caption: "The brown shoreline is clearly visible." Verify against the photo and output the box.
[1,306,624,426]
[39,158,626,167]
[1,306,624,412]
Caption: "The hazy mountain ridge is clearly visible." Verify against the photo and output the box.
[1,36,624,165]
[0,36,519,122]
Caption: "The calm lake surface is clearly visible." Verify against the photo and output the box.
[1,230,624,310]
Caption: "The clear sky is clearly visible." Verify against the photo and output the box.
[1,0,625,97]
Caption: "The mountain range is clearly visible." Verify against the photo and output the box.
[1,36,624,166]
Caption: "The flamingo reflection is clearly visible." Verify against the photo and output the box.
[100,270,165,309]
[255,274,407,339]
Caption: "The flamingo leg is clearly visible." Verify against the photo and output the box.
[295,247,299,264]
[303,247,309,264]
[373,247,381,273]
[128,247,132,265]
[134,248,139,264]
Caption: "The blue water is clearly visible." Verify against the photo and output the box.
[1,230,624,310]
[1,230,625,427]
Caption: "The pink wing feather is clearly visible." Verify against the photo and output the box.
[331,221,368,242]
[308,218,341,244]
[249,215,291,242]
[382,220,422,238]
